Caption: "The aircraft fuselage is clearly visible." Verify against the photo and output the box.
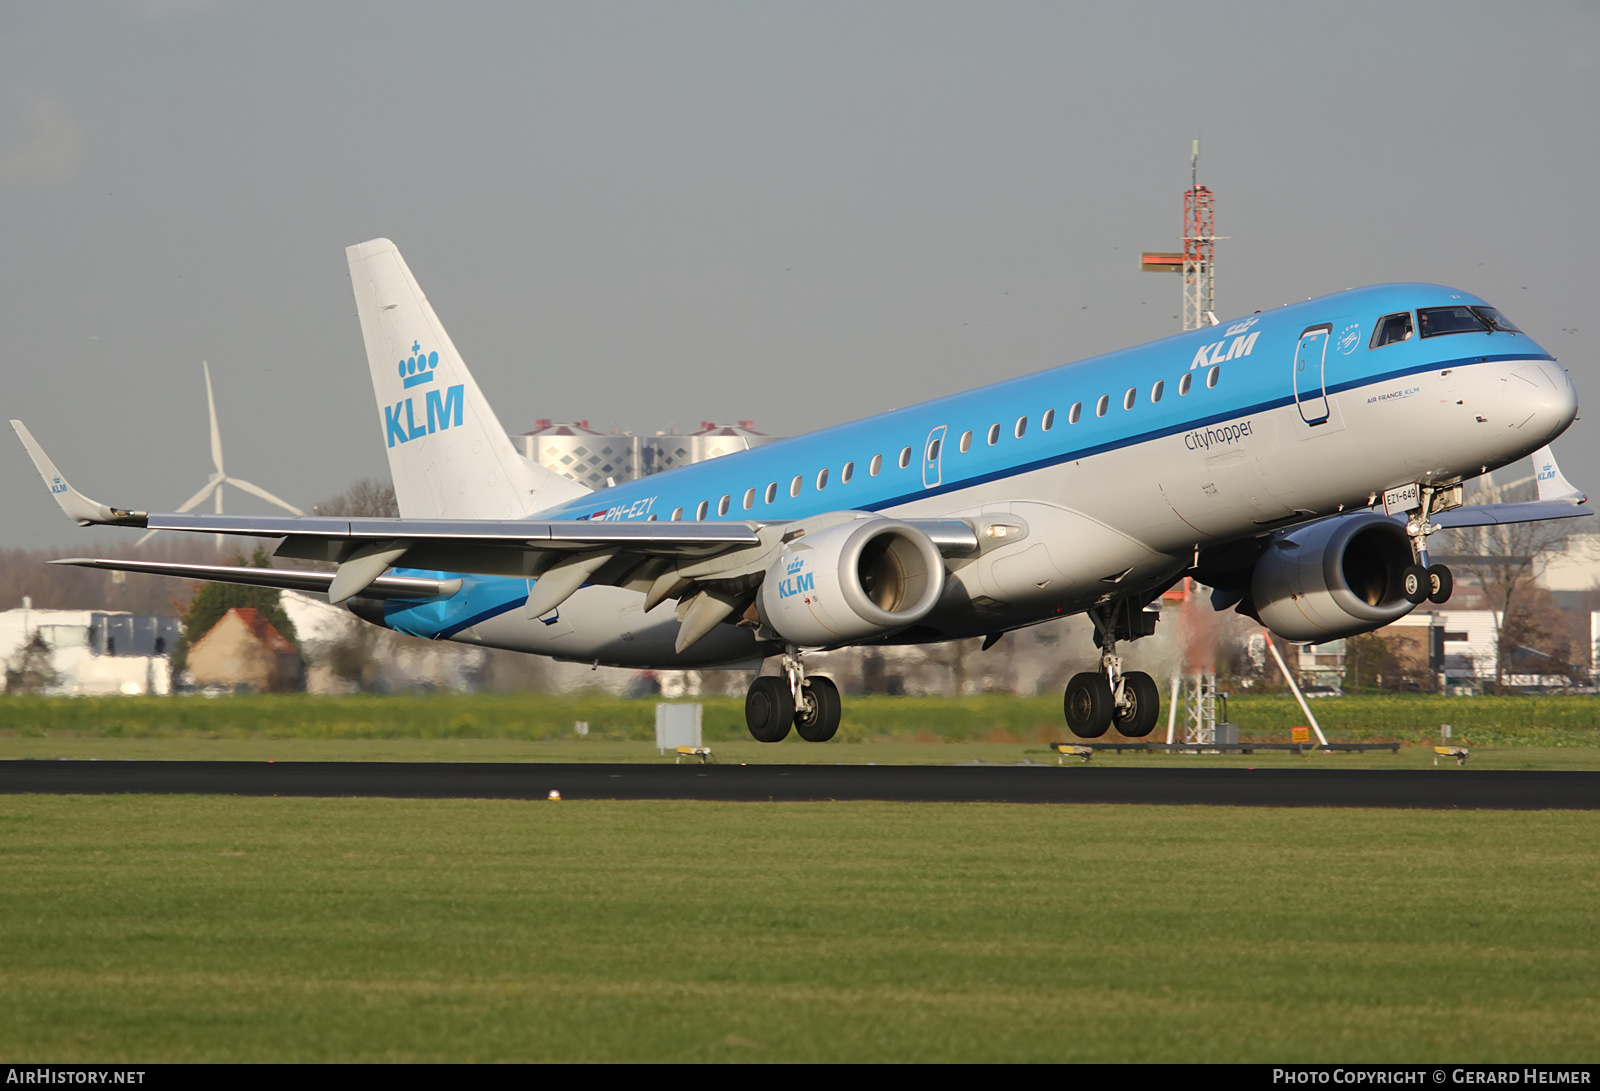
[369,282,1576,668]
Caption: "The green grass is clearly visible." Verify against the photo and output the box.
[4,735,1600,770]
[6,690,1600,769]
[4,692,1600,749]
[0,795,1594,1062]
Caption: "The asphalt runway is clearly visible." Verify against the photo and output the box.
[0,760,1595,808]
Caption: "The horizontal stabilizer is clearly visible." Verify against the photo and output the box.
[1425,501,1593,529]
[50,558,461,600]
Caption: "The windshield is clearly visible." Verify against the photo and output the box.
[1472,306,1521,334]
[1417,306,1486,338]
[1417,305,1522,338]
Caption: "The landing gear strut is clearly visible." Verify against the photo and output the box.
[1403,484,1454,606]
[745,650,841,743]
[1064,602,1160,739]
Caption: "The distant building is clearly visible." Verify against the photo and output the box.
[186,607,303,693]
[0,602,177,696]
[640,421,777,476]
[512,421,642,491]
[511,420,781,491]
[1280,605,1579,693]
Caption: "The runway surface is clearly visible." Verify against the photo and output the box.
[0,760,1595,808]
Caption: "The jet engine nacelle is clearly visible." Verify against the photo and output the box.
[758,517,946,648]
[1252,512,1418,643]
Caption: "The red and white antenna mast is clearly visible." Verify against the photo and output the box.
[1181,140,1218,332]
[1140,140,1226,332]
[1143,142,1232,744]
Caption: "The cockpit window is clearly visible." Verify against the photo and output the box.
[1472,306,1521,334]
[1417,306,1489,338]
[1370,311,1413,349]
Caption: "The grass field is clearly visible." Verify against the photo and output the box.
[3,691,1599,749]
[4,690,1600,769]
[0,795,1595,1063]
[5,735,1600,770]
[3,693,1594,1062]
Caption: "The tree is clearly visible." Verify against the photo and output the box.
[1343,631,1435,693]
[313,478,398,518]
[5,633,60,695]
[171,545,300,678]
[1497,584,1576,687]
[1442,480,1573,691]
[301,478,402,690]
[1343,633,1401,693]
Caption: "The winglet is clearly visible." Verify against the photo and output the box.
[1531,446,1586,505]
[10,421,146,527]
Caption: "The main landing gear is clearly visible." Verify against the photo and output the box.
[745,651,842,743]
[1401,484,1454,606]
[1064,601,1161,739]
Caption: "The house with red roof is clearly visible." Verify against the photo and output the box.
[186,607,303,693]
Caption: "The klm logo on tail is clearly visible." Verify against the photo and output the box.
[401,341,438,388]
[385,340,464,447]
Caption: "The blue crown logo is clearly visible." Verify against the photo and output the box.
[399,341,439,389]
[786,556,806,575]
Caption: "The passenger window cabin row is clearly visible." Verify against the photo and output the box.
[665,364,1225,519]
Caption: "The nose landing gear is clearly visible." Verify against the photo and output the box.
[1402,484,1454,606]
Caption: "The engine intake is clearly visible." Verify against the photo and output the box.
[1252,512,1418,643]
[758,518,945,647]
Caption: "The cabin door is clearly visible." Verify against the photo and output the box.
[1294,323,1331,425]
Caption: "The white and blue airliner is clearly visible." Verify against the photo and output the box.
[14,239,1589,741]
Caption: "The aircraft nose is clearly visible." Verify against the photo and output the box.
[1507,360,1578,444]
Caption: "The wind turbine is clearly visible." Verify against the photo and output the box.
[136,361,304,548]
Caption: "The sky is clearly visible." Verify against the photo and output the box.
[3,1,1598,549]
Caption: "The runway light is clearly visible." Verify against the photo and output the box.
[547,789,562,801]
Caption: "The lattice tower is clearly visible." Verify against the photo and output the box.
[1181,157,1216,332]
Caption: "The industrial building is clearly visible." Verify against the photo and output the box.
[511,420,779,491]
[0,600,177,695]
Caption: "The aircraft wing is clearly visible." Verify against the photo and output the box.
[15,420,976,627]
[142,511,762,552]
